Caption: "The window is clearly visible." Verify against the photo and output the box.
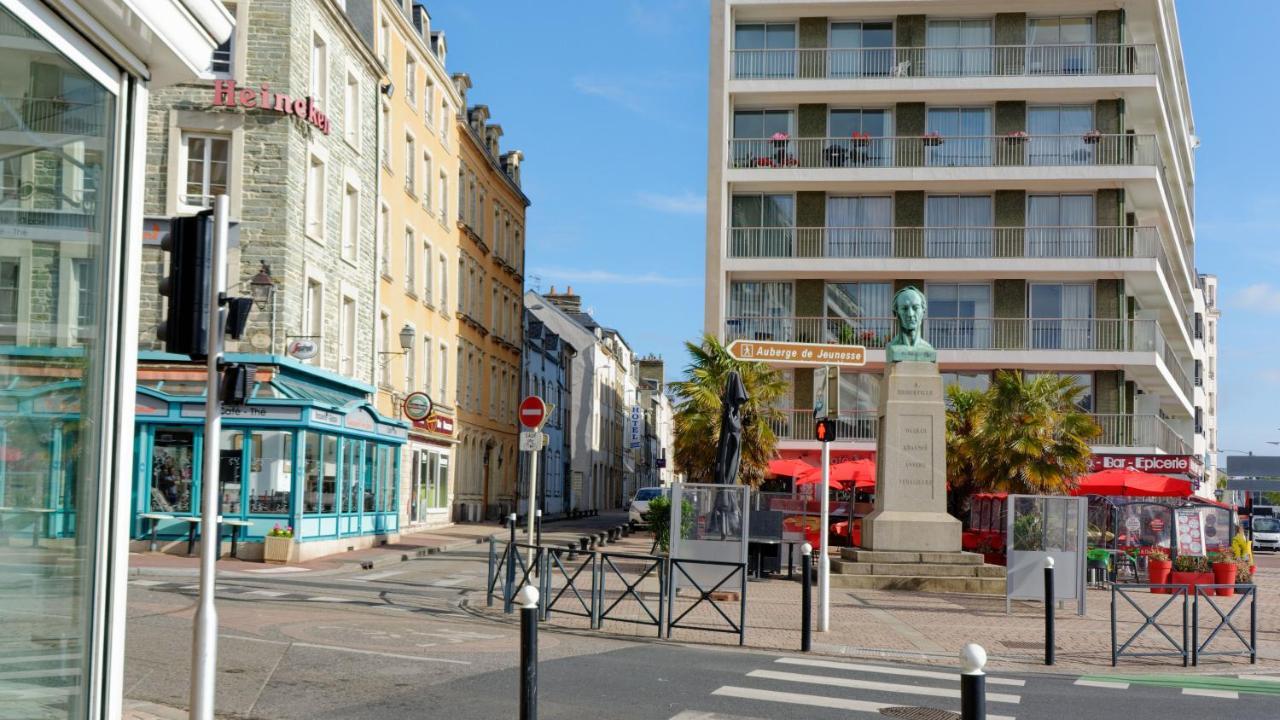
[379,203,390,276]
[1028,284,1095,349]
[150,429,195,512]
[404,134,415,194]
[422,240,433,302]
[439,342,449,403]
[924,19,993,76]
[727,281,793,341]
[455,345,464,407]
[404,52,417,106]
[404,336,415,391]
[0,259,20,344]
[304,278,323,362]
[491,286,499,331]
[249,431,292,514]
[339,295,356,376]
[926,107,992,166]
[926,284,992,349]
[378,18,390,66]
[825,282,892,345]
[422,336,433,394]
[828,21,893,78]
[379,311,391,386]
[212,3,235,75]
[341,183,359,260]
[439,171,449,222]
[942,372,992,393]
[441,100,449,142]
[344,72,360,147]
[305,153,325,239]
[71,258,95,343]
[732,109,792,139]
[925,195,993,257]
[824,196,891,257]
[422,153,432,210]
[1027,194,1095,256]
[403,226,415,293]
[439,254,449,313]
[311,33,328,106]
[733,23,796,78]
[490,363,498,417]
[303,432,336,513]
[380,101,390,167]
[1028,17,1094,74]
[424,78,434,123]
[1027,105,1094,165]
[731,109,793,167]
[182,133,229,209]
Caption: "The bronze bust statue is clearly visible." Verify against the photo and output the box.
[886,286,937,363]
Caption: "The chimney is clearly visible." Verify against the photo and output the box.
[545,285,581,314]
[450,72,471,107]
[468,104,489,136]
[500,150,524,186]
[485,123,503,158]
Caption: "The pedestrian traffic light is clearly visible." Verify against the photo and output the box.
[815,418,836,443]
[157,212,213,358]
[221,363,256,405]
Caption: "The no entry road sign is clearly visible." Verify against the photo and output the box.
[518,395,547,429]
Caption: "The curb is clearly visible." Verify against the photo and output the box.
[340,533,497,571]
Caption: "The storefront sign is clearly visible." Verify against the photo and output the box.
[311,409,342,427]
[377,423,408,440]
[212,80,331,135]
[403,392,433,421]
[1087,454,1203,479]
[344,409,376,432]
[181,403,302,421]
[287,339,319,360]
[413,413,455,436]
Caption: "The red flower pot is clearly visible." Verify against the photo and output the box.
[1196,571,1215,592]
[1170,570,1198,593]
[1212,562,1237,596]
[1147,559,1172,593]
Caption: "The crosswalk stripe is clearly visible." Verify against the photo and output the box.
[1182,688,1238,699]
[353,570,404,582]
[432,576,468,587]
[668,712,771,720]
[775,657,1027,687]
[712,686,1016,720]
[748,669,1020,705]
[1074,679,1129,690]
[244,590,286,597]
[129,579,164,586]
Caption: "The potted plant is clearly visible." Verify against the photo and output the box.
[1210,550,1238,596]
[850,130,870,148]
[263,523,296,564]
[644,495,694,555]
[1171,555,1210,593]
[1082,129,1103,145]
[1235,556,1254,586]
[922,131,943,147]
[1003,130,1029,145]
[1147,548,1172,592]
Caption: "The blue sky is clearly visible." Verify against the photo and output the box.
[427,1,1280,457]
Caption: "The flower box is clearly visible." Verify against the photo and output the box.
[1003,131,1029,145]
[263,535,297,564]
[1082,130,1103,145]
[922,132,943,147]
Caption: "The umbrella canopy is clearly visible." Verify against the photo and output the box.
[1071,468,1193,498]
[767,458,816,478]
[712,371,749,485]
[797,459,876,489]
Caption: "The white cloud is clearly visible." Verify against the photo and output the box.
[532,267,699,287]
[634,191,705,215]
[1235,283,1280,314]
[571,76,647,114]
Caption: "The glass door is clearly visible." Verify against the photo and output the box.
[926,284,993,348]
[727,281,794,341]
[925,195,993,257]
[730,193,794,257]
[825,196,891,257]
[1028,105,1094,165]
[1027,195,1096,256]
[733,23,796,78]
[926,107,992,166]
[829,21,893,77]
[925,19,992,76]
[1029,283,1095,349]
[1028,17,1095,74]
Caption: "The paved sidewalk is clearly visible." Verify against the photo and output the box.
[475,532,1279,675]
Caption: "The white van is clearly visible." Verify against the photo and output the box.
[1252,515,1280,552]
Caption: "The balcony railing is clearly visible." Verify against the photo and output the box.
[0,207,97,231]
[728,225,1159,260]
[726,316,1166,353]
[0,97,105,135]
[729,134,1156,169]
[730,44,1158,80]
[1091,413,1189,455]
[770,409,878,442]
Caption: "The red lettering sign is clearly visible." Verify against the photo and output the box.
[413,413,455,436]
[212,80,331,135]
[1086,454,1203,479]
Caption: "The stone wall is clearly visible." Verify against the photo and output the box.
[799,104,827,138]
[994,190,1025,257]
[894,191,924,257]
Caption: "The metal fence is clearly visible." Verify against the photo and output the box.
[1112,583,1189,667]
[1193,585,1257,666]
[1112,583,1258,667]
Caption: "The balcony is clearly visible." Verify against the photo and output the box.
[728,225,1159,260]
[1092,413,1189,455]
[729,134,1156,170]
[730,44,1158,80]
[770,409,877,443]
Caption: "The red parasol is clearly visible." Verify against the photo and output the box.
[1070,468,1193,498]
[767,458,817,478]
[796,459,876,489]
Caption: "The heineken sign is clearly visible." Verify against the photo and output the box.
[212,80,331,135]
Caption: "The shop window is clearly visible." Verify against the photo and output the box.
[343,439,364,513]
[219,430,243,514]
[380,445,395,513]
[303,432,336,513]
[364,441,377,512]
[249,431,292,514]
[151,428,195,513]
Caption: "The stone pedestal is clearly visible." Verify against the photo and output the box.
[863,361,961,552]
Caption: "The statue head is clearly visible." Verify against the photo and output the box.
[893,286,926,334]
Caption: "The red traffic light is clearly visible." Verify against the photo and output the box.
[815,418,835,443]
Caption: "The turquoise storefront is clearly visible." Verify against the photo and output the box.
[132,353,408,549]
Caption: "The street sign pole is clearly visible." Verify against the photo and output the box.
[191,195,228,719]
[819,437,830,633]
[519,397,548,563]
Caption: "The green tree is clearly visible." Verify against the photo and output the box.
[946,370,1101,517]
[671,333,787,486]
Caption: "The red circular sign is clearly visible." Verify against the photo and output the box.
[518,396,547,428]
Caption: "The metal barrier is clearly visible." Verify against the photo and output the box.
[541,547,597,627]
[486,541,545,615]
[1193,585,1257,666]
[666,558,747,646]
[1111,584,1189,667]
[487,538,508,609]
[596,551,666,636]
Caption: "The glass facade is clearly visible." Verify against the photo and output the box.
[0,5,116,716]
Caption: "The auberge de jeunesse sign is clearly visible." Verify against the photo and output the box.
[212,80,331,135]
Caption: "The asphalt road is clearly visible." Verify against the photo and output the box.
[124,542,1280,719]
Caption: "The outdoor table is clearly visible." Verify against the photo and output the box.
[220,518,251,559]
[138,512,174,552]
[170,516,202,555]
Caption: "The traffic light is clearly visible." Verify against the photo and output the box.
[221,363,256,405]
[815,418,836,443]
[157,212,213,358]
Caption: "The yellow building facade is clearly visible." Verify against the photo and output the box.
[372,0,461,529]
[451,74,529,521]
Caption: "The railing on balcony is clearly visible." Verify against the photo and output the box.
[1091,413,1189,455]
[730,44,1158,80]
[728,225,1160,260]
[770,409,878,442]
[729,134,1156,170]
[0,207,97,231]
[0,96,105,135]
[726,315,1168,354]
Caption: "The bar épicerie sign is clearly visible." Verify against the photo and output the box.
[211,80,331,135]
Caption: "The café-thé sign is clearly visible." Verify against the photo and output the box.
[212,80,331,135]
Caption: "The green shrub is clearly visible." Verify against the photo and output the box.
[644,496,694,554]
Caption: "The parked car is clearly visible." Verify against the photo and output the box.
[628,487,667,526]
[1252,516,1280,552]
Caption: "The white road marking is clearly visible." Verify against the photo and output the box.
[243,590,286,597]
[775,657,1027,687]
[1074,679,1130,690]
[432,576,468,587]
[244,566,311,573]
[668,712,771,720]
[1182,688,1238,699]
[1238,674,1280,683]
[307,596,359,603]
[353,570,404,582]
[748,669,1021,704]
[712,686,1015,720]
[220,633,471,665]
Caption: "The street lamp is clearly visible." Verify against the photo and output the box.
[379,324,416,364]
[248,261,275,310]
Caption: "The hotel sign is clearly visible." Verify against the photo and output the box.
[212,80,331,135]
[727,339,866,367]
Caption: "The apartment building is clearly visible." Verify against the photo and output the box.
[450,75,529,521]
[706,1,1213,488]
[370,0,461,530]
[1196,273,1220,497]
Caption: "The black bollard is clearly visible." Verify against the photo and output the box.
[517,585,539,720]
[487,537,497,607]
[960,643,987,720]
[579,537,589,552]
[801,542,813,652]
[504,513,517,613]
[535,510,543,548]
[1044,557,1055,666]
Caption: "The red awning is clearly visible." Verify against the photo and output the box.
[1070,468,1194,498]
[767,458,816,478]
[796,459,876,489]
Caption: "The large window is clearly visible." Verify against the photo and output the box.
[925,195,993,257]
[926,283,992,348]
[825,282,892,345]
[837,371,881,437]
[404,134,415,194]
[343,439,364,514]
[150,429,195,513]
[341,183,359,260]
[248,431,292,514]
[379,203,390,276]
[829,21,894,77]
[1027,105,1093,165]
[926,107,992,166]
[404,52,417,106]
[305,153,326,239]
[1028,17,1094,74]
[182,133,229,208]
[344,72,360,147]
[925,19,993,76]
[311,33,328,106]
[1027,194,1095,256]
[826,196,891,257]
[220,430,242,514]
[733,23,796,78]
[1029,283,1095,349]
[727,281,793,341]
[403,226,415,293]
[415,449,449,518]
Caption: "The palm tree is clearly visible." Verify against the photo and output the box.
[946,370,1101,517]
[671,333,787,486]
